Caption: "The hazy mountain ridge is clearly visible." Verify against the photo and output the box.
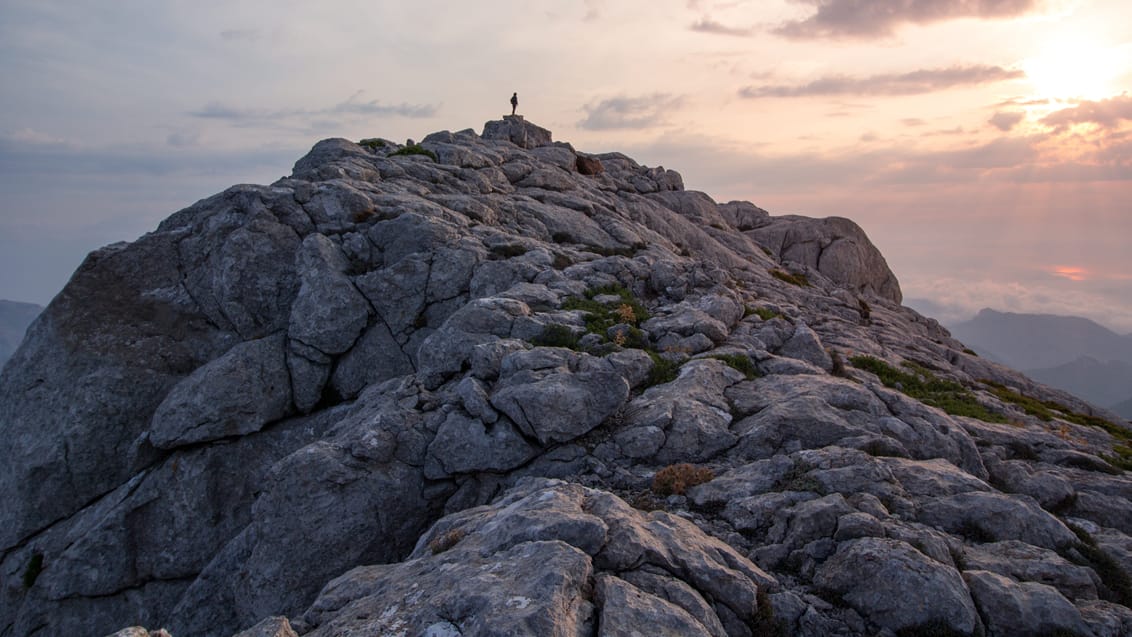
[4,118,1132,637]
[949,308,1132,370]
[0,300,42,368]
[948,308,1132,419]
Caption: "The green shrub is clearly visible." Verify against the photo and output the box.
[561,284,650,344]
[534,324,580,349]
[747,306,781,321]
[770,269,810,287]
[646,351,682,386]
[652,463,714,496]
[850,356,1006,423]
[390,144,438,162]
[358,137,388,150]
[710,354,759,380]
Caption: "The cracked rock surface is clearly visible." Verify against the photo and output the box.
[3,118,1131,637]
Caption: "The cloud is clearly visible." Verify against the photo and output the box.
[332,97,438,118]
[989,110,1025,131]
[739,65,1024,98]
[774,0,1039,39]
[1040,94,1132,131]
[690,17,752,36]
[578,94,684,130]
[902,275,1132,333]
[189,94,439,128]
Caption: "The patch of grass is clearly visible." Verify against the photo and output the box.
[980,380,1132,465]
[749,306,782,321]
[534,324,580,349]
[22,552,43,590]
[770,269,810,287]
[962,348,979,357]
[851,355,1006,423]
[652,463,714,496]
[1104,445,1132,472]
[358,137,388,150]
[710,353,759,380]
[646,351,682,387]
[390,144,438,162]
[562,284,650,343]
[982,381,1056,421]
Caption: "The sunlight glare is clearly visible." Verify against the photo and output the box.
[1023,38,1124,101]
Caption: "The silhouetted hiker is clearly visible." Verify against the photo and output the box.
[511,92,518,116]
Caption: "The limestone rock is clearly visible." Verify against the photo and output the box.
[964,570,1093,637]
[150,333,292,448]
[4,117,1129,637]
[482,116,553,149]
[746,215,902,302]
[814,537,979,635]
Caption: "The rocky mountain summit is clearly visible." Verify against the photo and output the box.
[3,116,1132,637]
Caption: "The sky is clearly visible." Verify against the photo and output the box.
[1,0,1130,332]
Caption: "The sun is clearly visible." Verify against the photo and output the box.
[1022,38,1124,101]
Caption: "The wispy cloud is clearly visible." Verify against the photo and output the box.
[189,94,439,128]
[1040,94,1132,131]
[740,65,1024,98]
[689,17,752,36]
[774,0,1040,39]
[579,94,684,130]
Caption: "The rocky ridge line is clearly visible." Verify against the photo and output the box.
[1,116,1130,637]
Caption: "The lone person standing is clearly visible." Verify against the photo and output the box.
[510,92,518,116]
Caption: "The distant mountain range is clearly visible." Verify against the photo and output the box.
[946,308,1132,419]
[0,300,42,368]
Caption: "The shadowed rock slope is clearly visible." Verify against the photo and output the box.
[4,118,1132,637]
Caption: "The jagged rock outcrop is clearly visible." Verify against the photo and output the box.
[2,118,1132,637]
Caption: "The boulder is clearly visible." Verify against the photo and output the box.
[745,215,902,302]
[814,537,978,635]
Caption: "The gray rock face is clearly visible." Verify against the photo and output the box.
[814,537,978,635]
[964,570,1093,637]
[5,118,1131,637]
[150,333,292,448]
[745,215,903,302]
[481,116,553,149]
[296,480,774,637]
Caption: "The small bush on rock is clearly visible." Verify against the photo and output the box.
[652,463,714,496]
[710,353,759,380]
[390,144,438,162]
[534,324,580,349]
[646,352,682,387]
[428,528,466,555]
